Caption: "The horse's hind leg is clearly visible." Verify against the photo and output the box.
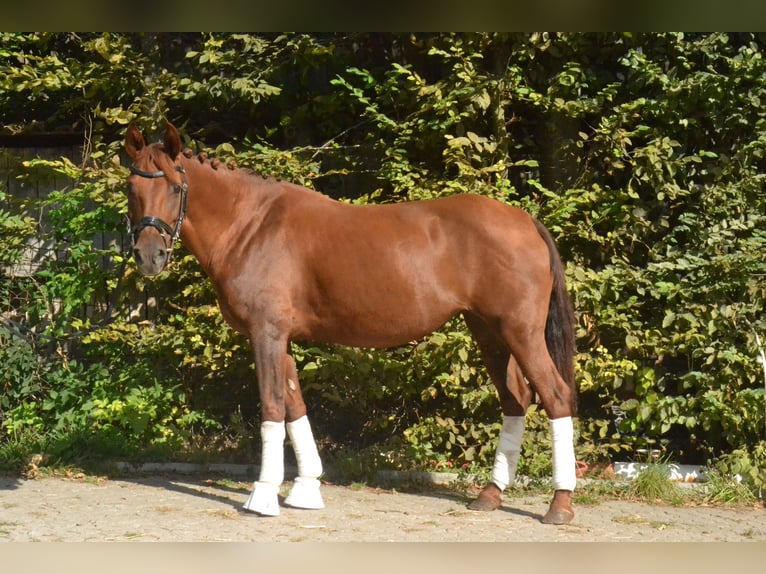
[465,315,532,512]
[283,353,324,510]
[505,331,576,525]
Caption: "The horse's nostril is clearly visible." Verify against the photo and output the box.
[133,248,143,264]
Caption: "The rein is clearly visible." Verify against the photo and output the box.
[128,163,188,268]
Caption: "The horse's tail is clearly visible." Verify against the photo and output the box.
[532,218,577,414]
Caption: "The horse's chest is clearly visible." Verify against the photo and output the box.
[212,272,298,337]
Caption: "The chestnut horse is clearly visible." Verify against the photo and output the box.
[124,123,578,525]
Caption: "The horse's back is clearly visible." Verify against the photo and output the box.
[287,190,538,246]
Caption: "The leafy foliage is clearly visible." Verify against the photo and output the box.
[2,33,766,484]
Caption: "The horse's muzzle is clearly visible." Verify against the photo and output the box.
[132,236,169,276]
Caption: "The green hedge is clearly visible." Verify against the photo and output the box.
[1,33,765,488]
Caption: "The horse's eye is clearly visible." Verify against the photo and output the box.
[172,184,182,194]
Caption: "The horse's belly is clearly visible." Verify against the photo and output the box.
[297,295,460,349]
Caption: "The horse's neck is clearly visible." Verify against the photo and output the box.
[179,160,271,279]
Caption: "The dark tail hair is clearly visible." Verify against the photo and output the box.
[532,218,577,414]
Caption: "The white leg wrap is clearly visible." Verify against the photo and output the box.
[286,415,323,479]
[243,420,285,516]
[491,415,525,491]
[550,416,577,492]
[284,415,324,509]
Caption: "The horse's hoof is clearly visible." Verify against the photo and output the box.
[284,477,325,509]
[243,481,281,516]
[467,483,502,512]
[541,506,574,525]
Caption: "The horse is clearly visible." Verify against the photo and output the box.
[124,122,578,525]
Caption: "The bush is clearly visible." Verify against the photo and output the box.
[712,441,766,498]
[2,33,766,476]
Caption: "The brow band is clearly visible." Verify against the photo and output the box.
[130,165,166,178]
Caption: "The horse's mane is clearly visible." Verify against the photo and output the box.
[146,143,331,203]
[144,142,275,183]
[179,147,277,182]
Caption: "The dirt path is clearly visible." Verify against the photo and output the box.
[1,473,765,542]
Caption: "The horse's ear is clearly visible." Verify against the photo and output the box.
[163,123,182,160]
[125,123,145,159]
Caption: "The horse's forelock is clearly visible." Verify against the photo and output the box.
[145,143,176,172]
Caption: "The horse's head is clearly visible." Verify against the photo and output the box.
[124,123,187,276]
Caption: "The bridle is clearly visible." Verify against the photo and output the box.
[128,163,188,267]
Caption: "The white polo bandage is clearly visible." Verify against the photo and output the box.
[243,420,287,515]
[550,416,576,491]
[258,420,286,485]
[491,415,525,491]
[286,415,323,479]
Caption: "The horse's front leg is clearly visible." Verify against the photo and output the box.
[283,353,324,510]
[243,335,289,517]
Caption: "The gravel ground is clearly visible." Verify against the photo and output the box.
[2,473,765,542]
